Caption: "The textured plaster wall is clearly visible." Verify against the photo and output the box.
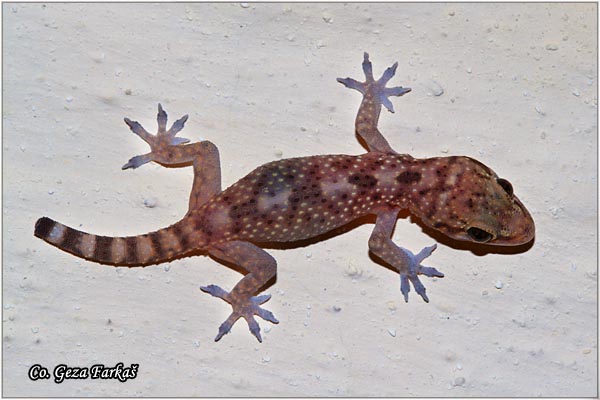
[3,3,597,397]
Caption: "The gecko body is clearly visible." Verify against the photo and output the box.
[35,54,534,342]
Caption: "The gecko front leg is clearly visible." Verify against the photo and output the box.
[337,53,411,154]
[368,208,444,302]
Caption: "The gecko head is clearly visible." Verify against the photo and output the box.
[415,156,535,246]
[460,186,535,246]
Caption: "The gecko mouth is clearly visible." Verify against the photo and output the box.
[466,227,494,243]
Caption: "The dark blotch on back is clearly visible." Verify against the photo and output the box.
[228,162,296,223]
[348,173,378,188]
[254,163,296,198]
[396,171,421,184]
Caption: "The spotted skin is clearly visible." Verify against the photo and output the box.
[34,53,535,343]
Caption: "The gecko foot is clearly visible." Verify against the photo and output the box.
[200,284,279,342]
[337,52,411,113]
[122,104,191,169]
[399,244,444,303]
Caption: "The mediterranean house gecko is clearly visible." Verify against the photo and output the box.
[34,53,535,342]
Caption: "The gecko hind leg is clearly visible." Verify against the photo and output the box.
[122,104,191,170]
[122,104,222,212]
[201,241,279,342]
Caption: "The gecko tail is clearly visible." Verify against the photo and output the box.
[34,216,199,266]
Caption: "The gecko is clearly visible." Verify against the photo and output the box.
[34,53,535,342]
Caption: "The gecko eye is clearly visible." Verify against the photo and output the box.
[497,178,513,196]
[467,227,493,243]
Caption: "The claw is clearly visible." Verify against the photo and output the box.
[214,313,238,342]
[362,52,374,82]
[124,118,145,135]
[409,275,429,303]
[215,326,229,342]
[418,265,445,278]
[157,103,168,134]
[400,274,410,302]
[200,284,230,301]
[379,62,398,84]
[336,77,366,94]
[168,114,189,137]
[415,244,437,263]
[122,153,153,170]
[256,307,279,324]
[246,317,262,343]
[384,86,411,97]
[252,294,272,305]
[124,118,153,144]
[380,94,395,113]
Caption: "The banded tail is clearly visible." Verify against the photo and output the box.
[34,217,202,266]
